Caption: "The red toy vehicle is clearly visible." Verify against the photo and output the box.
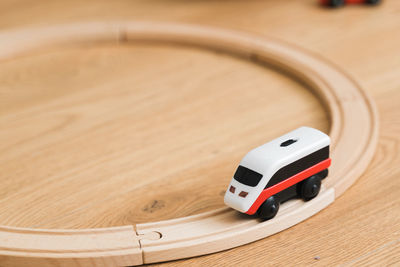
[320,0,381,7]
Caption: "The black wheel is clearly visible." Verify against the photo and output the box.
[330,0,345,7]
[299,175,322,201]
[365,0,380,5]
[257,196,280,220]
[318,169,329,179]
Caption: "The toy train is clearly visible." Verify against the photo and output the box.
[224,127,331,220]
[320,0,381,7]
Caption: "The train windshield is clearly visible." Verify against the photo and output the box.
[233,166,263,187]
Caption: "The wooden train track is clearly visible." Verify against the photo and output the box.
[0,22,379,266]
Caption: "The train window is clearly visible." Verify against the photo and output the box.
[265,146,330,189]
[233,166,263,187]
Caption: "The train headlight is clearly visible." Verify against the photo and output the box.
[229,186,236,193]
[239,191,248,198]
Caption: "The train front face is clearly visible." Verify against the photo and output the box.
[224,164,265,213]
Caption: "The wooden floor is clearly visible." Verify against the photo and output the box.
[0,0,399,266]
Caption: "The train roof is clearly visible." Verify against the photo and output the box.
[239,127,330,175]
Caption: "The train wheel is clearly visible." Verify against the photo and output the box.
[330,0,345,7]
[366,0,380,5]
[299,175,322,201]
[257,196,280,220]
[318,169,329,179]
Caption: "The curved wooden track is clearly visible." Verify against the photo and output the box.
[0,22,379,266]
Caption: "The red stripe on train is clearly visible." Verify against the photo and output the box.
[246,158,331,215]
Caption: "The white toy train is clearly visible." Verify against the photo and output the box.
[224,127,331,220]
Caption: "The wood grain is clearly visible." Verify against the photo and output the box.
[0,34,328,229]
[0,0,399,266]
